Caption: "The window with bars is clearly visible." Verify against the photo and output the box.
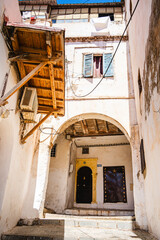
[50,144,57,157]
[83,53,114,78]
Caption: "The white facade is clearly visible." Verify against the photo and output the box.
[41,9,145,229]
[0,1,159,239]
[0,0,39,235]
[125,0,160,238]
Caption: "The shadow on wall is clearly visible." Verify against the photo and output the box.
[0,119,14,211]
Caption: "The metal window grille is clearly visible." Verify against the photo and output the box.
[51,144,57,157]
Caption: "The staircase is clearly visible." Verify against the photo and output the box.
[2,212,157,240]
[1,213,137,240]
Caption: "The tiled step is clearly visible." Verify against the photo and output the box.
[64,208,134,216]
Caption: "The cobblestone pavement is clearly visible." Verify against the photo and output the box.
[2,225,158,240]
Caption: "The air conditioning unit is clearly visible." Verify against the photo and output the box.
[20,87,38,122]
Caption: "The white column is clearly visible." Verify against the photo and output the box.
[33,131,51,218]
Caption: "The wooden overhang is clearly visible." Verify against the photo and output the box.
[0,23,65,143]
[65,119,123,138]
[8,23,65,116]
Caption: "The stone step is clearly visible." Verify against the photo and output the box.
[64,208,134,217]
[43,213,136,230]
[1,214,137,240]
[16,214,136,231]
[1,225,158,240]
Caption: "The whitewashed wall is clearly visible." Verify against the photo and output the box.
[126,0,160,238]
[0,0,37,235]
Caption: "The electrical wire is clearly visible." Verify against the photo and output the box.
[39,126,65,137]
[69,0,140,98]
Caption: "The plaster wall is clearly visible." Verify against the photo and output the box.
[53,20,125,38]
[0,39,37,235]
[126,0,160,238]
[47,39,134,140]
[45,135,134,212]
[0,0,37,235]
[45,134,71,213]
[0,0,21,27]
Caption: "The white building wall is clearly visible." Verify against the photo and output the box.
[0,0,38,235]
[126,0,160,238]
[49,38,133,138]
[44,17,134,214]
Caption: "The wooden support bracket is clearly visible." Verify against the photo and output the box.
[0,62,47,106]
[21,109,59,144]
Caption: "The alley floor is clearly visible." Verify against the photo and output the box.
[2,225,157,240]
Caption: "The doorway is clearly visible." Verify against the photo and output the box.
[76,166,92,203]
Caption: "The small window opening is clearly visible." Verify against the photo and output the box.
[82,147,89,154]
[99,13,114,21]
[140,139,146,173]
[138,69,142,95]
[130,0,132,15]
[51,144,57,157]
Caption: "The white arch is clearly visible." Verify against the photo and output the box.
[51,112,130,146]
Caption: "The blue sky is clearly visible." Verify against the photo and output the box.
[57,0,121,4]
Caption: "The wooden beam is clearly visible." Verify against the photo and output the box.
[83,120,89,134]
[46,32,52,59]
[0,62,47,106]
[19,46,47,55]
[9,55,62,64]
[49,63,57,109]
[81,120,89,135]
[21,109,54,144]
[106,122,109,132]
[38,105,61,112]
[32,76,63,82]
[80,121,86,135]
[93,119,98,133]
[99,120,108,133]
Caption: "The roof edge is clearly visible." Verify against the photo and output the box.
[19,1,124,7]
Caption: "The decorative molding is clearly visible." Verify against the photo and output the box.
[76,143,130,148]
[65,35,128,43]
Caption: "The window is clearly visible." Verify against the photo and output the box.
[51,144,57,157]
[138,69,142,95]
[82,147,89,154]
[130,0,132,15]
[140,139,146,174]
[83,53,113,78]
[99,13,114,21]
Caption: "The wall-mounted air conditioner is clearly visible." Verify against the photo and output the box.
[20,87,38,122]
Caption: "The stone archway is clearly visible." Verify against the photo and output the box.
[44,113,134,214]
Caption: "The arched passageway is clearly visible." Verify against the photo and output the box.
[44,114,134,214]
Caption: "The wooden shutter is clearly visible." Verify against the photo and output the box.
[103,53,114,77]
[83,54,93,77]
